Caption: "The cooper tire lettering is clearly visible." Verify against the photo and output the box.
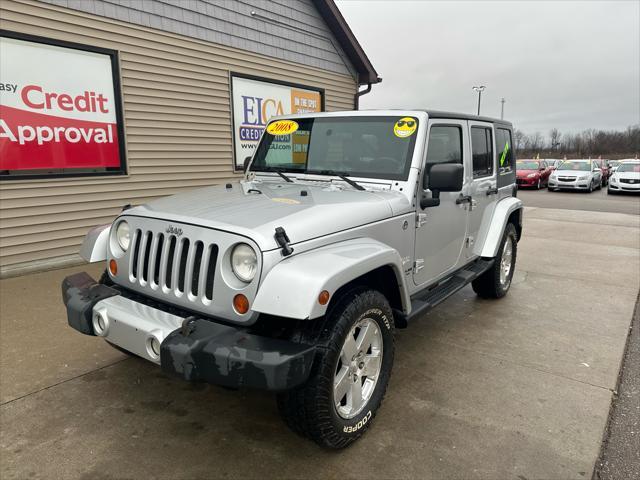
[343,410,372,433]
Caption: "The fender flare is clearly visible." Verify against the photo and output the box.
[79,224,110,262]
[252,238,410,320]
[474,197,523,258]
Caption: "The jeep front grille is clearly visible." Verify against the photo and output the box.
[109,216,261,322]
[130,229,219,302]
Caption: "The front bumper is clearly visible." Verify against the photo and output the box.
[609,181,640,192]
[516,177,539,187]
[62,272,315,391]
[548,178,591,190]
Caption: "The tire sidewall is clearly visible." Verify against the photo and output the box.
[321,291,394,443]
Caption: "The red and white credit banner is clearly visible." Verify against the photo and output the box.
[0,35,123,174]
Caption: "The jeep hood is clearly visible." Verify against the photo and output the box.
[127,181,411,251]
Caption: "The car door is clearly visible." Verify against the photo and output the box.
[466,121,498,258]
[413,120,470,287]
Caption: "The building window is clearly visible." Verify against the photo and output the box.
[471,127,493,178]
[0,31,126,180]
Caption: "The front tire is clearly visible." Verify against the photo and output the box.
[472,223,518,299]
[277,288,395,449]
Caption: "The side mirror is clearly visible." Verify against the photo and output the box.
[429,163,464,191]
[420,163,464,209]
[243,156,252,173]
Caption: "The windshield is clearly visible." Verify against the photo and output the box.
[517,161,540,169]
[250,116,419,181]
[558,161,591,171]
[617,163,640,173]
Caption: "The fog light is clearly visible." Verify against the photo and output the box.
[233,294,250,314]
[150,337,160,357]
[92,308,109,337]
[109,259,118,276]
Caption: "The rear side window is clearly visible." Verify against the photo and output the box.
[496,128,514,174]
[471,127,493,178]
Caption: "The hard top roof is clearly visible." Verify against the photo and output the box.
[425,110,512,126]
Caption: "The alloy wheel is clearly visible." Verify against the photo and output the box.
[334,318,383,419]
[499,236,514,287]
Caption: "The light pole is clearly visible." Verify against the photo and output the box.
[500,97,505,119]
[472,85,485,115]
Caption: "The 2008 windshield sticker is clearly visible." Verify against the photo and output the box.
[266,120,299,136]
[394,117,417,138]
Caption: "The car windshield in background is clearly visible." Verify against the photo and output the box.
[517,161,540,169]
[558,161,591,171]
[250,116,419,181]
[617,163,640,173]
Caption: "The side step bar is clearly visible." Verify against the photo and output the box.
[396,258,494,325]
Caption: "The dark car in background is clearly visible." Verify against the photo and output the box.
[516,159,552,189]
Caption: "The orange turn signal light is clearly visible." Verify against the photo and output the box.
[233,294,250,314]
[109,259,118,276]
[318,290,330,306]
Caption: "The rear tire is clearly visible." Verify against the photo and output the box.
[277,288,395,449]
[472,223,518,299]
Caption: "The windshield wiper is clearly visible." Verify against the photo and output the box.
[307,170,365,191]
[251,166,294,183]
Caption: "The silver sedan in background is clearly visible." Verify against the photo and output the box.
[548,159,602,192]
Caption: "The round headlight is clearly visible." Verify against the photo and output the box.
[231,243,257,282]
[116,221,130,251]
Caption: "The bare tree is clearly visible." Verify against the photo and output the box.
[516,124,639,159]
[513,129,526,150]
[549,128,562,151]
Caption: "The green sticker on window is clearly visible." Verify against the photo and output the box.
[500,141,510,167]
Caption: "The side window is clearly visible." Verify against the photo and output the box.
[496,128,514,174]
[425,125,462,181]
[471,127,493,178]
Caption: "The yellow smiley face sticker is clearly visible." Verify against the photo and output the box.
[266,120,299,136]
[393,117,417,138]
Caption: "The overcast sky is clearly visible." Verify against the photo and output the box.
[336,0,640,136]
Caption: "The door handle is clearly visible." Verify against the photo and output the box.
[486,187,499,196]
[456,194,472,205]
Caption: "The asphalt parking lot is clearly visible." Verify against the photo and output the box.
[1,199,639,479]
[518,185,640,215]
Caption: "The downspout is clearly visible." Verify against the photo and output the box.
[354,83,372,110]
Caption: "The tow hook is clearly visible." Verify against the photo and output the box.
[180,316,197,336]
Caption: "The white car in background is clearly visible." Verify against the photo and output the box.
[547,159,602,192]
[608,160,640,194]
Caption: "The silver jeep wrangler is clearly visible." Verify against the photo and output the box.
[62,110,522,448]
